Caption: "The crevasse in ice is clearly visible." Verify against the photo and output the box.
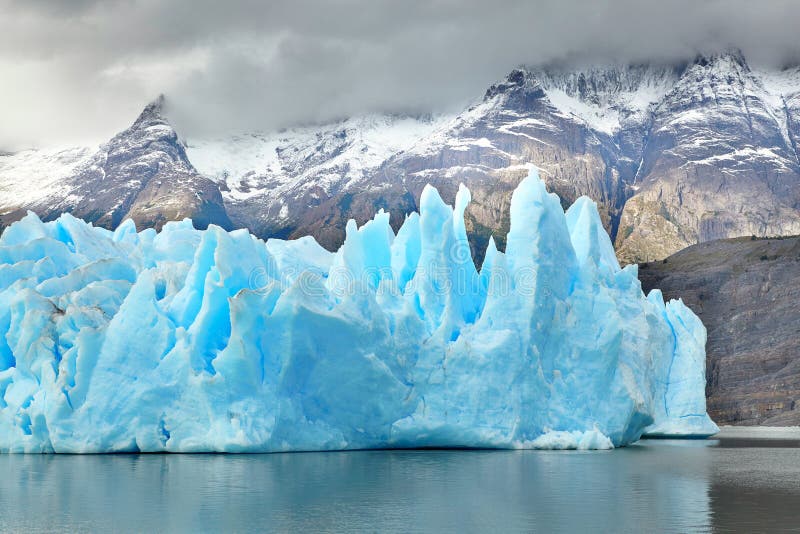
[0,169,718,453]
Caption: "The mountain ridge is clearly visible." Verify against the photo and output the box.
[4,50,800,264]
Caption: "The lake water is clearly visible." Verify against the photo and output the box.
[1,430,799,533]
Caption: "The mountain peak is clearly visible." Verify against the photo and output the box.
[102,92,193,177]
[483,68,539,101]
[147,93,167,113]
[132,94,168,128]
[692,48,749,71]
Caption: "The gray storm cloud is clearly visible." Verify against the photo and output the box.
[1,0,799,150]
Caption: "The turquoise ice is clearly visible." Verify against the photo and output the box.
[0,169,717,453]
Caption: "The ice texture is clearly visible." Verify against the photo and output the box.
[0,169,717,453]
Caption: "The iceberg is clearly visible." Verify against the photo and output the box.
[0,169,717,453]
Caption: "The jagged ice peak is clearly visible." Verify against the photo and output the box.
[0,167,717,452]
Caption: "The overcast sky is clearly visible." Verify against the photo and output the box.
[2,0,799,150]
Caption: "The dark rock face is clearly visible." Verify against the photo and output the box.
[639,236,800,425]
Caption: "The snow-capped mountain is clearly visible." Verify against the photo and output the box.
[616,51,800,262]
[0,96,229,232]
[186,113,451,239]
[322,63,682,257]
[3,50,800,263]
[0,145,97,227]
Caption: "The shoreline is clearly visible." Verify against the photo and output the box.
[714,426,800,439]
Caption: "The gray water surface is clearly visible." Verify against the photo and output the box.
[1,437,799,533]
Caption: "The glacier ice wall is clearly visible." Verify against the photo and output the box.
[0,169,718,453]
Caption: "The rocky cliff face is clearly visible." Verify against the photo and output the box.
[616,52,800,263]
[639,236,800,425]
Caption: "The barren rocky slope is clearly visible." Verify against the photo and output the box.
[639,236,800,425]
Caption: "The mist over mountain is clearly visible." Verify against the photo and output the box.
[3,0,800,150]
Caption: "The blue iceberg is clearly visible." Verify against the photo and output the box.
[0,169,717,453]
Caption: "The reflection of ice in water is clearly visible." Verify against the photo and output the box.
[4,439,798,531]
[636,441,713,533]
[518,441,712,533]
[0,442,721,532]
